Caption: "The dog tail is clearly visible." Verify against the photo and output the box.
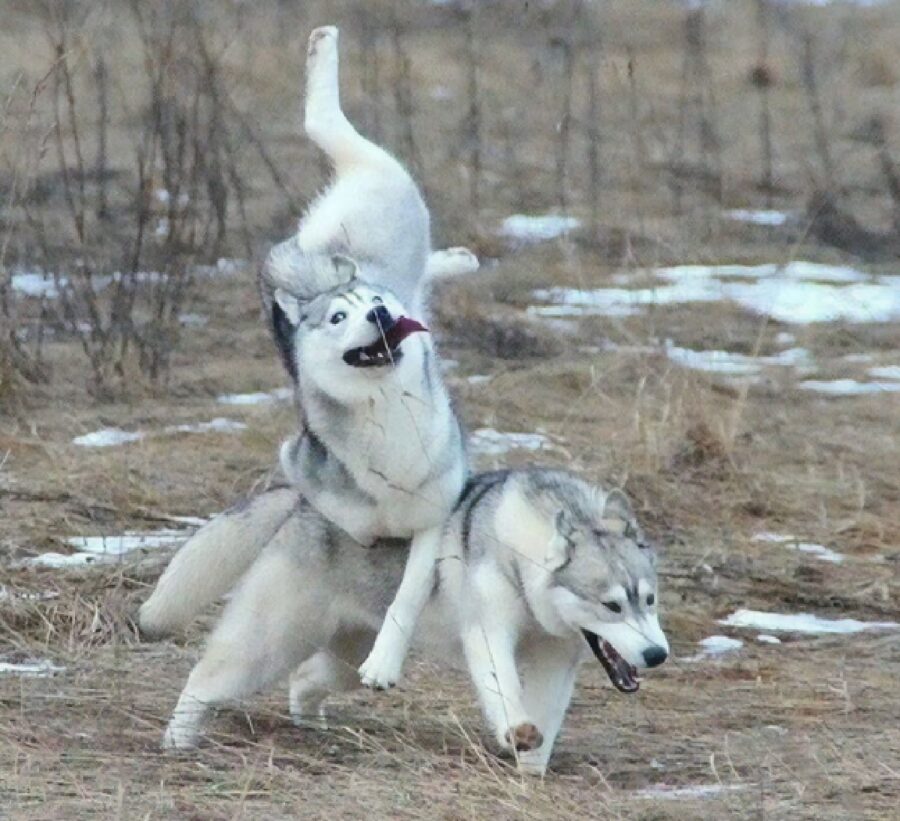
[138,487,300,638]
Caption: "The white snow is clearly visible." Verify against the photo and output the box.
[164,418,247,435]
[11,272,65,298]
[0,660,65,677]
[692,635,744,659]
[470,428,552,456]
[73,418,246,447]
[757,634,782,645]
[66,529,188,555]
[530,262,900,324]
[665,343,810,377]
[719,609,899,634]
[178,313,208,327]
[799,379,900,396]
[217,388,293,406]
[868,366,900,380]
[633,783,745,800]
[751,532,844,563]
[500,214,580,244]
[72,428,145,448]
[466,375,493,385]
[775,332,796,346]
[725,209,789,227]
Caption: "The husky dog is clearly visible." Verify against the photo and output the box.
[158,468,669,775]
[143,26,470,691]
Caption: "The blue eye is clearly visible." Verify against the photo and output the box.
[330,311,347,325]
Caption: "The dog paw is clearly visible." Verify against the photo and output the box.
[162,723,199,751]
[358,647,403,690]
[307,26,338,60]
[505,722,544,752]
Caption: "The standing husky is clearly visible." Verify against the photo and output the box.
[142,26,470,690]
[159,468,669,775]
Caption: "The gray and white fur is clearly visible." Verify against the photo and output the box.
[157,468,669,776]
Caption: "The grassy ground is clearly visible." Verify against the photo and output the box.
[2,1,900,818]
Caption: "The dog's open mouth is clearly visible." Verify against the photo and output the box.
[581,629,640,693]
[342,317,428,368]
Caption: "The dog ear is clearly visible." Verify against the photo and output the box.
[273,288,302,326]
[270,295,299,382]
[597,489,635,536]
[330,253,358,285]
[545,510,576,570]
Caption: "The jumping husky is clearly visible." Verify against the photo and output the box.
[142,26,470,691]
[157,468,668,775]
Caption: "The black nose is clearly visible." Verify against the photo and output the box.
[366,304,394,329]
[642,646,668,668]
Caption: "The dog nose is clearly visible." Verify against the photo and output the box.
[642,646,668,668]
[366,304,394,329]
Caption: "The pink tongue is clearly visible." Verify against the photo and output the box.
[384,316,428,347]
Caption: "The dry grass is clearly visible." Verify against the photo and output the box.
[3,1,900,818]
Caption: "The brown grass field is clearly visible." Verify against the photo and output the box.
[2,1,899,818]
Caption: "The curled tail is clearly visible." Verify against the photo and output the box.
[138,487,300,638]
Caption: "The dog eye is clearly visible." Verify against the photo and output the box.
[603,601,623,614]
[647,594,655,606]
[330,311,347,325]
[371,296,383,305]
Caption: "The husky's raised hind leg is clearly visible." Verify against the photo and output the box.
[304,26,389,171]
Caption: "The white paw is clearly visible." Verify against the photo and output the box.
[358,644,405,690]
[290,707,328,730]
[307,26,338,61]
[162,723,198,751]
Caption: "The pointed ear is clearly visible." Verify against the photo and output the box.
[598,489,635,535]
[330,254,358,285]
[273,288,302,326]
[545,510,575,570]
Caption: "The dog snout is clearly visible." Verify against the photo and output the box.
[642,645,668,668]
[366,304,394,330]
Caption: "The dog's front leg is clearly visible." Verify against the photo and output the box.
[516,637,582,775]
[358,525,441,689]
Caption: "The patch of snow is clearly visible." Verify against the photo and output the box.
[775,331,796,346]
[178,313,208,327]
[217,388,293,406]
[665,343,810,377]
[0,659,65,677]
[719,609,899,634]
[467,375,493,385]
[633,783,745,800]
[155,188,170,204]
[868,366,900,380]
[24,552,105,568]
[757,634,782,645]
[154,217,170,238]
[66,529,188,556]
[686,635,744,661]
[842,354,874,363]
[430,84,454,101]
[500,214,580,244]
[72,428,145,448]
[470,428,552,456]
[440,359,459,372]
[530,262,900,324]
[11,272,65,298]
[164,418,247,435]
[725,209,789,226]
[799,379,900,396]
[752,532,845,563]
[73,418,246,447]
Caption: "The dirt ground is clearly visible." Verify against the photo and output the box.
[2,1,900,819]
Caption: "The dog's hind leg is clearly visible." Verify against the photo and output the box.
[304,26,389,171]
[288,628,374,727]
[162,547,334,750]
[516,638,581,775]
